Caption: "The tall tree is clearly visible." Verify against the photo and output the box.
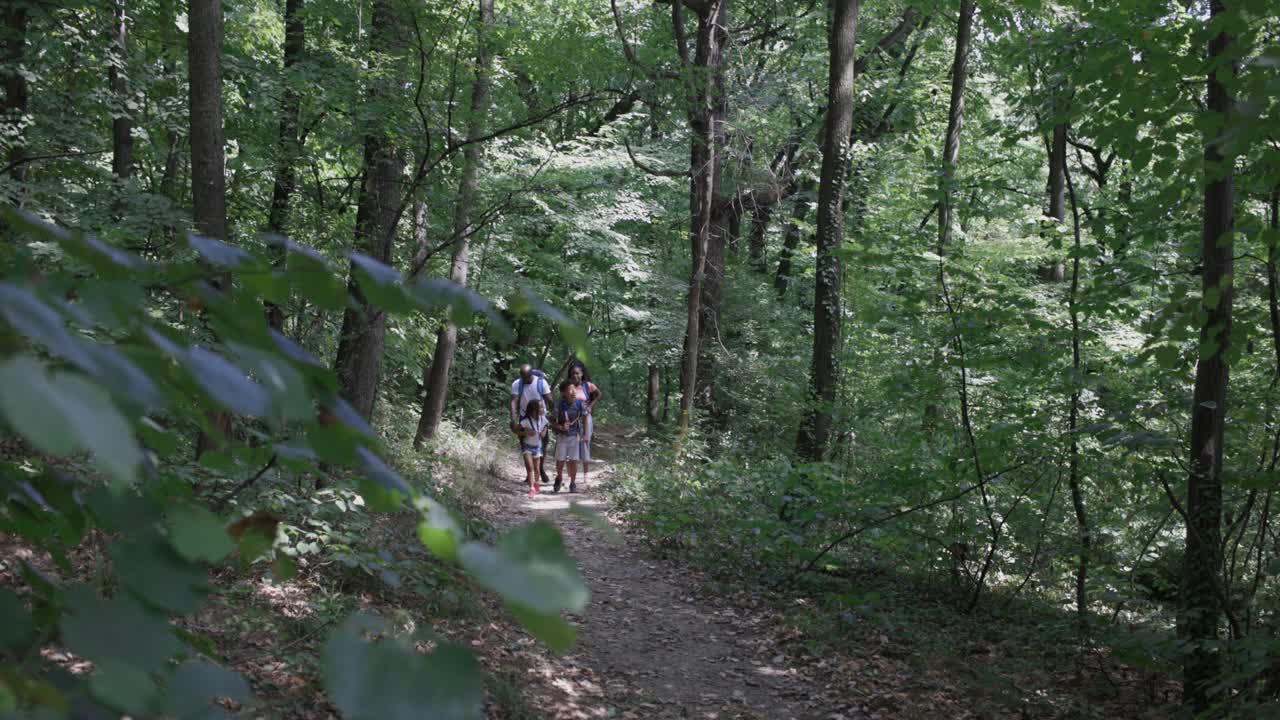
[937,0,976,254]
[265,0,304,330]
[674,0,729,432]
[332,0,408,420]
[109,0,132,182]
[2,0,29,188]
[189,0,230,457]
[795,0,861,460]
[1182,0,1236,710]
[414,0,495,446]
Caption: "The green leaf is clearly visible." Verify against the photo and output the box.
[0,589,35,653]
[188,233,253,269]
[416,498,461,563]
[111,534,211,613]
[168,504,235,563]
[90,659,160,716]
[350,253,413,313]
[183,347,272,418]
[61,585,182,671]
[0,356,143,487]
[356,446,412,498]
[1154,345,1180,369]
[162,660,253,720]
[459,520,588,615]
[322,613,483,720]
[512,288,588,360]
[507,604,576,654]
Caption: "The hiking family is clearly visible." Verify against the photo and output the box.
[509,361,601,498]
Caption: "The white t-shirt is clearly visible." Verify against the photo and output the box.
[511,375,551,416]
[520,416,548,448]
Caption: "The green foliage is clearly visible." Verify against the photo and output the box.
[0,211,587,716]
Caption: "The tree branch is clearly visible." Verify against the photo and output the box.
[624,138,689,178]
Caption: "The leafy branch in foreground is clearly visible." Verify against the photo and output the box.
[0,210,588,718]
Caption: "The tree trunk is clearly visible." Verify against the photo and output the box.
[775,183,812,298]
[1182,0,1235,710]
[414,0,495,446]
[936,0,975,255]
[647,363,661,426]
[795,0,860,460]
[188,0,231,458]
[2,0,28,189]
[696,198,735,410]
[333,0,407,421]
[676,0,728,433]
[265,0,304,330]
[1038,119,1067,281]
[109,0,133,181]
[1065,164,1091,637]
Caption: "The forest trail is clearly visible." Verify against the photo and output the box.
[481,430,839,720]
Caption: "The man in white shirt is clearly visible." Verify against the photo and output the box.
[510,364,554,485]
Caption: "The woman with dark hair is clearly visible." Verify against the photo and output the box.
[562,361,601,486]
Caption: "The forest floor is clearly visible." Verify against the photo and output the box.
[469,426,1180,720]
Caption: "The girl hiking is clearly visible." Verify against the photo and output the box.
[553,381,588,493]
[517,400,548,498]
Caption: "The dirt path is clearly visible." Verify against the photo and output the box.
[482,432,842,720]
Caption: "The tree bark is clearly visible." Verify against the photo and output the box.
[1065,164,1090,637]
[265,0,304,330]
[188,0,231,458]
[109,0,133,181]
[676,0,728,433]
[333,0,408,420]
[1182,0,1235,710]
[414,0,495,446]
[936,0,975,255]
[795,0,861,460]
[647,363,661,426]
[2,0,28,189]
[1037,119,1067,281]
[696,197,735,410]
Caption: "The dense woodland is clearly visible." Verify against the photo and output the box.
[2,0,1280,717]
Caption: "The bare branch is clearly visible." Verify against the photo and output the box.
[624,138,689,178]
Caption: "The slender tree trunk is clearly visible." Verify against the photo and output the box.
[2,0,28,190]
[414,0,495,446]
[696,198,735,410]
[1182,1,1235,710]
[795,0,861,460]
[647,363,661,426]
[775,183,812,297]
[333,0,407,420]
[109,0,133,182]
[937,0,975,255]
[676,0,728,433]
[1040,120,1067,280]
[188,0,231,458]
[265,0,304,330]
[1065,164,1091,636]
[1047,123,1066,222]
